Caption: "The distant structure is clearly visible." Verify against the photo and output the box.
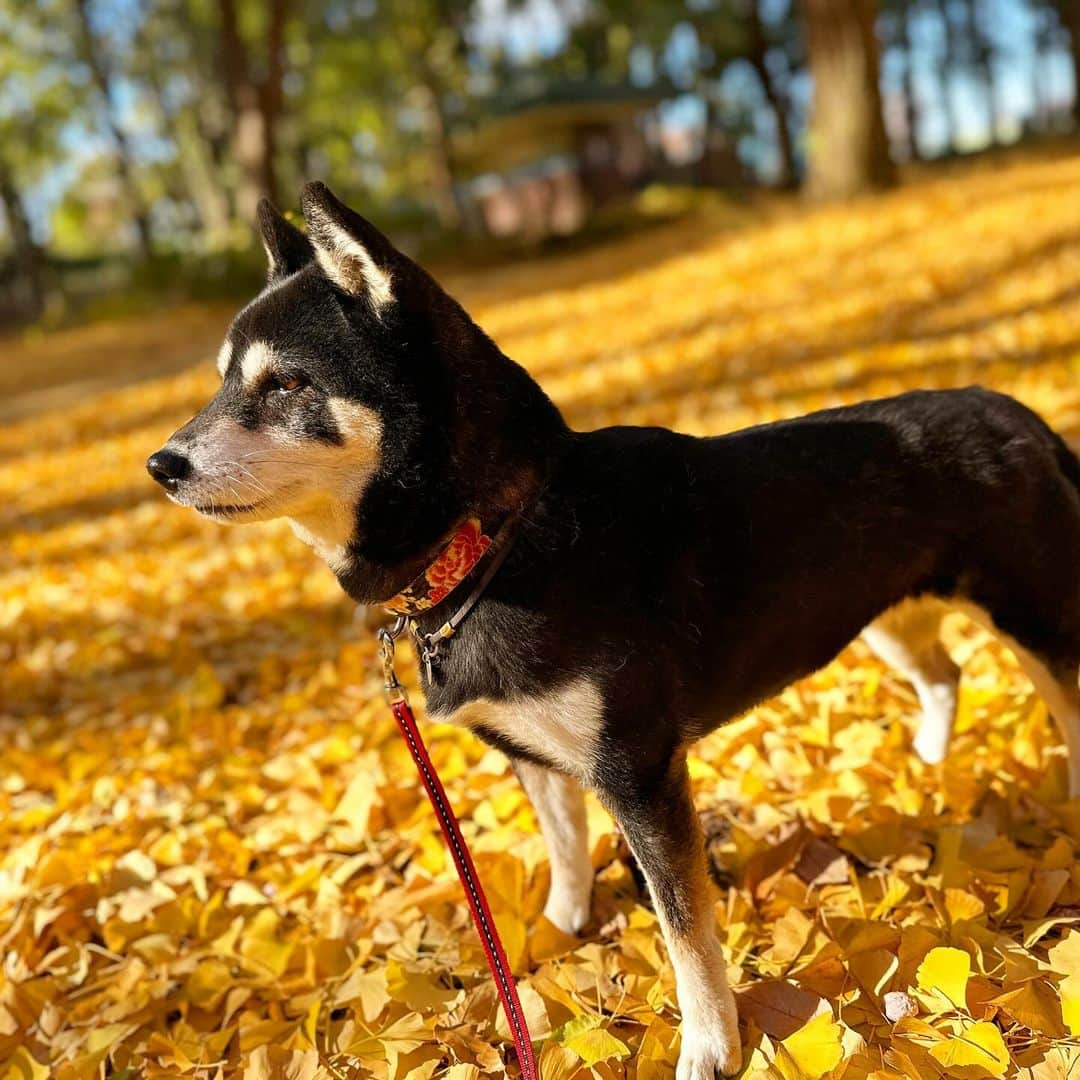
[452,80,740,240]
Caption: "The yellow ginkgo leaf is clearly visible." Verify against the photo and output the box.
[777,1010,844,1079]
[564,1026,630,1066]
[927,1021,1009,1077]
[1048,930,1080,978]
[1061,970,1080,1037]
[915,946,971,1009]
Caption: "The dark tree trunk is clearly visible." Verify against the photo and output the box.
[1063,1,1080,128]
[73,0,153,257]
[801,0,895,198]
[746,0,798,188]
[136,23,204,231]
[218,0,287,219]
[937,0,962,152]
[411,59,469,232]
[0,165,46,320]
[258,0,287,206]
[896,0,921,160]
[962,0,997,142]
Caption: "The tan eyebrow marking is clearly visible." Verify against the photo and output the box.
[216,339,233,378]
[238,340,280,388]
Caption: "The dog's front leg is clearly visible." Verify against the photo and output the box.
[513,761,593,935]
[599,753,741,1080]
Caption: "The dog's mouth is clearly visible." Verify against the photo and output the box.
[192,501,266,519]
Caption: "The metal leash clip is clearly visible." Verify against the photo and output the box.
[377,616,409,705]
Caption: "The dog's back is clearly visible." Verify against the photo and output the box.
[455,387,1078,734]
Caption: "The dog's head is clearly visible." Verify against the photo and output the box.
[148,183,495,569]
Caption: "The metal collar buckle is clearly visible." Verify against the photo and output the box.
[377,616,409,705]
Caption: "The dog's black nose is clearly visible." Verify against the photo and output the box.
[146,448,191,489]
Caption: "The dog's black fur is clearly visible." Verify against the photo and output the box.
[425,391,1080,795]
[150,185,1080,1078]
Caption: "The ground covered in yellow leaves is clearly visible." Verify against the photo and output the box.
[3,150,1080,1080]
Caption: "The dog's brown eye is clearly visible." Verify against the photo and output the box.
[276,375,306,393]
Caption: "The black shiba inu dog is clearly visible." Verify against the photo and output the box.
[149,183,1080,1079]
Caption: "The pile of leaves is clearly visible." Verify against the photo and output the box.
[2,150,1080,1079]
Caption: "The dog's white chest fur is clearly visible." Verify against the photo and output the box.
[431,678,604,779]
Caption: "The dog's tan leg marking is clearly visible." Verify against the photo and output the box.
[600,757,741,1079]
[513,761,593,935]
[955,602,1080,798]
[863,598,960,765]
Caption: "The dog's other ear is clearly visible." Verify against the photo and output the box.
[300,181,395,311]
[257,199,315,283]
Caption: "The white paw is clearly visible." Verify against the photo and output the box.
[543,895,591,936]
[913,730,947,765]
[676,1022,742,1080]
[913,714,951,765]
[913,683,956,765]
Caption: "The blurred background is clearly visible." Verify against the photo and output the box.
[5,0,1080,330]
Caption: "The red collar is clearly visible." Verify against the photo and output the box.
[383,517,496,616]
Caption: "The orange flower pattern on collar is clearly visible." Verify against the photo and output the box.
[383,518,493,615]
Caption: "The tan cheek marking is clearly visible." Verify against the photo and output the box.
[326,398,383,465]
[216,339,233,378]
[280,399,384,561]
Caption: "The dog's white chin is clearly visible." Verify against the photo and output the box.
[178,498,277,523]
[165,487,285,523]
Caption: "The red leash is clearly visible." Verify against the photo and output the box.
[378,624,538,1080]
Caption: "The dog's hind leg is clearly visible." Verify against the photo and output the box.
[862,598,960,765]
[955,602,1080,798]
[599,753,741,1080]
[1016,653,1080,799]
[513,761,593,935]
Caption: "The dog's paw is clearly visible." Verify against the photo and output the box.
[543,895,591,936]
[676,1024,742,1080]
[912,683,956,765]
[912,680,957,765]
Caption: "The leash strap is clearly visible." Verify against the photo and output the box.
[378,628,538,1080]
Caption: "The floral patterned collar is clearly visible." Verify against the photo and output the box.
[382,517,496,616]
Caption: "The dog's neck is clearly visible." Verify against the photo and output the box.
[330,333,569,607]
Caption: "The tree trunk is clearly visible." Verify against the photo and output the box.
[1063,1,1080,129]
[218,0,286,220]
[175,107,234,243]
[73,0,153,257]
[937,0,962,152]
[135,24,205,232]
[896,0,921,160]
[0,165,46,320]
[258,0,287,206]
[802,0,895,198]
[415,72,468,232]
[962,0,996,142]
[746,0,798,188]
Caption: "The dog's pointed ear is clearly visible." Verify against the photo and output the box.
[300,181,395,311]
[256,199,314,282]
